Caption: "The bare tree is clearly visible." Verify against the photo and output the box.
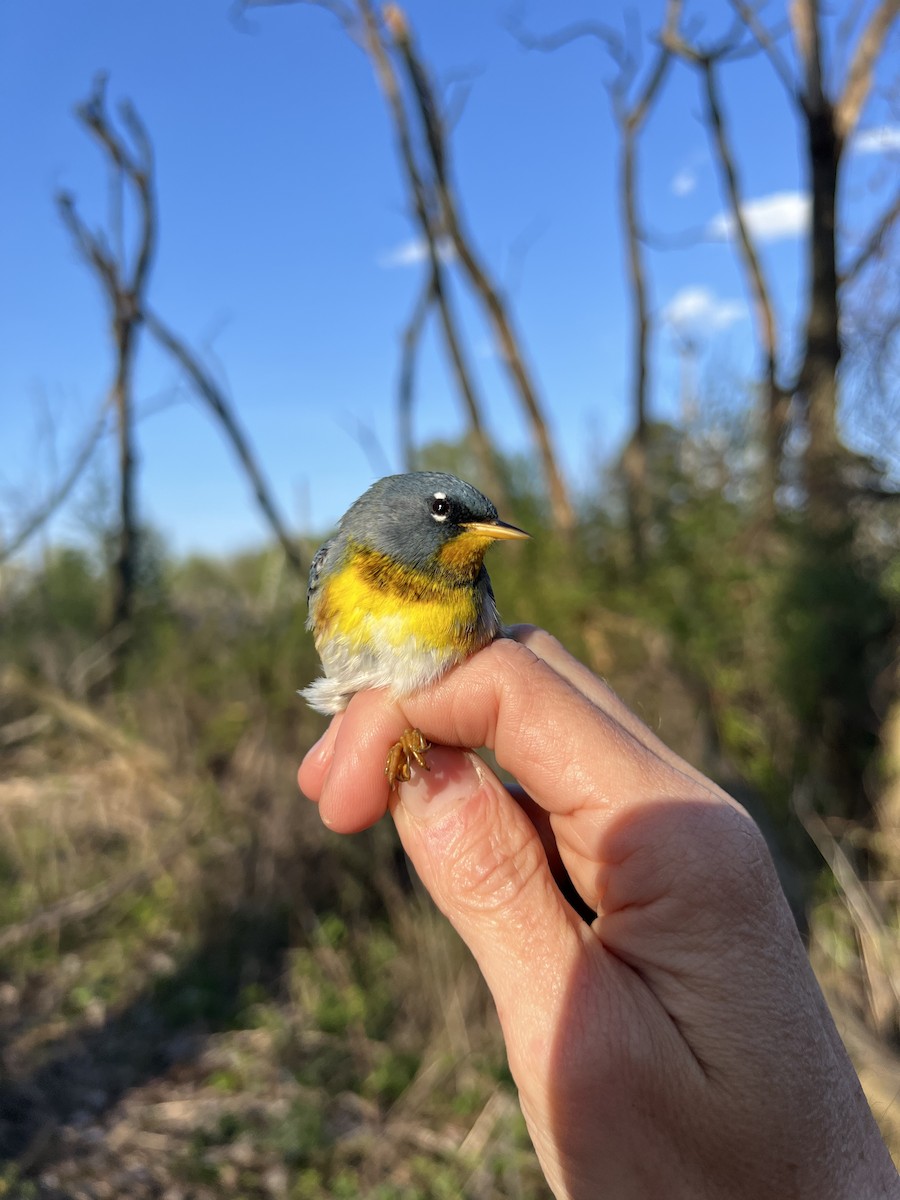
[58,78,306,609]
[731,0,900,529]
[57,75,152,632]
[253,0,574,528]
[511,6,682,564]
[382,4,575,531]
[663,25,788,522]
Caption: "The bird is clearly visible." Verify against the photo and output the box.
[301,471,528,788]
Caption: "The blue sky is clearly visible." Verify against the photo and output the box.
[1,0,897,557]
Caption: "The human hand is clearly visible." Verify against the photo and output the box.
[299,627,899,1199]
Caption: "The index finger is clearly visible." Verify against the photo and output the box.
[314,635,719,835]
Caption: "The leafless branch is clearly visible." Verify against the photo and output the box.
[838,0,871,50]
[384,3,574,529]
[331,1,502,502]
[58,76,153,638]
[727,0,799,101]
[0,400,111,566]
[664,24,788,519]
[640,220,717,250]
[618,38,678,566]
[841,184,900,284]
[506,9,628,75]
[398,270,436,472]
[141,308,306,579]
[790,0,826,112]
[835,0,900,142]
[337,413,393,479]
[514,3,682,558]
[702,54,786,505]
[56,192,117,295]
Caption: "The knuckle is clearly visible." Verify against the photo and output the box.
[674,800,779,920]
[438,787,550,925]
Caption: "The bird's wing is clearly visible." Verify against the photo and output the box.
[307,539,333,607]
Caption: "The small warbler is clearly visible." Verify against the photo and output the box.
[301,471,528,787]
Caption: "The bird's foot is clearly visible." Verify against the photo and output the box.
[385,728,431,790]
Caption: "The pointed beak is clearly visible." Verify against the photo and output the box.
[463,519,530,541]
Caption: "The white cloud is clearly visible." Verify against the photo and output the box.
[707,190,811,243]
[663,286,745,332]
[671,166,697,197]
[852,124,900,155]
[377,236,454,269]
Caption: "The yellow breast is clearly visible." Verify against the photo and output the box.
[313,544,481,657]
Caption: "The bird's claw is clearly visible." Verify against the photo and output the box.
[385,728,431,790]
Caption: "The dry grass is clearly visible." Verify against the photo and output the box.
[0,609,898,1194]
[0,663,549,1199]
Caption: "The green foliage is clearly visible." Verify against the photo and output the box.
[1,430,897,1191]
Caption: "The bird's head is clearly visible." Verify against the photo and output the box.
[340,471,528,581]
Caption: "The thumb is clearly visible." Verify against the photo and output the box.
[390,745,585,1056]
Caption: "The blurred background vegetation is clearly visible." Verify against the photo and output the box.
[2,1,899,1197]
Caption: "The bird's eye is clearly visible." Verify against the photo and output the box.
[430,496,450,522]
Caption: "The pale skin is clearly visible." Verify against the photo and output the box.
[299,626,900,1200]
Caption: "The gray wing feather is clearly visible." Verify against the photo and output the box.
[307,540,332,607]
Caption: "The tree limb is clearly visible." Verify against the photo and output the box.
[665,27,788,519]
[60,76,151,638]
[790,0,826,113]
[0,401,111,566]
[141,308,306,579]
[348,1,504,503]
[515,4,683,558]
[397,269,435,472]
[841,184,900,285]
[835,0,900,143]
[506,11,629,75]
[727,0,800,102]
[385,3,575,530]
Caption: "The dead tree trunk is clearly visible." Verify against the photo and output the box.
[662,20,787,522]
[110,312,140,627]
[732,0,899,530]
[800,105,842,528]
[617,45,674,569]
[620,127,651,568]
[57,76,155,638]
[60,76,308,599]
[510,9,678,562]
[700,55,785,521]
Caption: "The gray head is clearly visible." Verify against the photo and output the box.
[338,472,527,575]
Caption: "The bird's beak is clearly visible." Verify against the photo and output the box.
[463,519,530,541]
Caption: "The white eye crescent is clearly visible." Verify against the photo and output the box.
[431,493,450,522]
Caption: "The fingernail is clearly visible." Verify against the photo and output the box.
[305,713,344,769]
[398,745,484,821]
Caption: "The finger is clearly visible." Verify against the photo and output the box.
[389,744,589,1076]
[298,712,345,801]
[509,785,596,923]
[317,637,725,906]
[507,625,731,803]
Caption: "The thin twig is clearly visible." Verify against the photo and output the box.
[726,0,799,102]
[397,269,436,471]
[0,400,111,565]
[835,0,900,142]
[841,185,900,285]
[142,307,306,579]
[386,3,574,530]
